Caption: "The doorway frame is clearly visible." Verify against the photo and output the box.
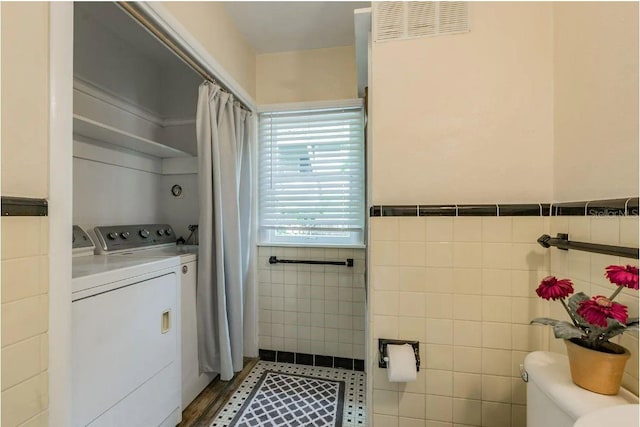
[48,3,257,424]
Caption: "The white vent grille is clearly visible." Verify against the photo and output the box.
[374,1,469,42]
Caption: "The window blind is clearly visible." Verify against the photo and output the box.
[259,106,365,246]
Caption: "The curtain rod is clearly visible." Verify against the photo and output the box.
[117,2,252,113]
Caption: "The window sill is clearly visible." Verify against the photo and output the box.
[257,242,366,250]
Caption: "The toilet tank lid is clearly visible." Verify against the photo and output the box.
[524,351,638,420]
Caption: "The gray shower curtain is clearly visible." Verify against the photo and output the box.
[196,81,257,381]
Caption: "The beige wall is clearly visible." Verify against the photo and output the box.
[553,2,639,201]
[256,46,357,104]
[162,1,257,99]
[1,2,51,426]
[371,2,555,205]
[369,216,549,426]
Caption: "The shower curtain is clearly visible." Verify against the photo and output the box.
[196,81,257,381]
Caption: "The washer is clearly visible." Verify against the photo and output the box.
[72,226,181,427]
[91,224,212,409]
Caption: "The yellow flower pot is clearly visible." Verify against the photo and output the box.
[564,338,630,395]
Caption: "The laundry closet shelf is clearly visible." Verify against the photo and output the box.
[73,114,191,159]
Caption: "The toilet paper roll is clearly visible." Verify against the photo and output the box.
[386,344,417,382]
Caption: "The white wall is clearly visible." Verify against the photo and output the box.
[74,4,163,115]
[158,173,199,241]
[72,142,163,228]
[371,2,555,205]
[553,2,639,201]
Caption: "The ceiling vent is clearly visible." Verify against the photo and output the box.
[374,2,469,42]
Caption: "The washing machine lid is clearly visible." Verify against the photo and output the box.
[524,351,638,420]
[112,245,198,264]
[72,255,180,297]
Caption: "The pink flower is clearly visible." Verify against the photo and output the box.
[535,276,574,300]
[605,265,639,290]
[576,296,628,327]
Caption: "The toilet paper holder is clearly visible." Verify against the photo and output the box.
[378,338,420,371]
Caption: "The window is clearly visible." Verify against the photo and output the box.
[258,104,365,247]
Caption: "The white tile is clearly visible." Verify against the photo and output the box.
[426,319,453,345]
[482,217,512,243]
[425,369,452,396]
[425,217,454,242]
[482,323,512,350]
[372,218,399,241]
[453,243,482,268]
[426,243,453,268]
[425,268,455,294]
[425,395,452,422]
[482,297,512,322]
[398,218,427,242]
[453,320,482,347]
[399,317,426,342]
[453,372,481,400]
[482,243,511,269]
[482,401,511,427]
[425,293,453,319]
[481,375,512,403]
[372,241,400,266]
[452,268,482,295]
[399,267,427,292]
[425,345,453,370]
[399,242,427,267]
[590,216,621,246]
[452,295,481,321]
[398,391,426,419]
[511,217,543,243]
[452,397,482,425]
[453,347,481,373]
[482,349,512,376]
[482,269,511,296]
[399,292,426,317]
[453,218,482,242]
[374,389,400,415]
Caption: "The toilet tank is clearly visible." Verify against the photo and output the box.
[524,352,638,427]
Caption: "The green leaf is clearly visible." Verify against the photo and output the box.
[552,321,584,340]
[600,322,628,341]
[530,317,560,326]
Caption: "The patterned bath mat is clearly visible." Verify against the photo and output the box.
[228,370,345,427]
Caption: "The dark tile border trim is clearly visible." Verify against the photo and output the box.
[1,196,48,216]
[370,198,638,217]
[259,349,365,372]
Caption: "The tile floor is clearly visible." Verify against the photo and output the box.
[210,361,366,427]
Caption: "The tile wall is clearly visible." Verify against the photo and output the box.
[548,215,639,395]
[257,246,366,360]
[369,216,550,427]
[1,217,50,426]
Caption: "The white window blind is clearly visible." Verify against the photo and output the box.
[259,106,365,246]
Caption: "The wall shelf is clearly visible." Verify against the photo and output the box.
[73,114,192,159]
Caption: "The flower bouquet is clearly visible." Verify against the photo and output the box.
[531,265,638,394]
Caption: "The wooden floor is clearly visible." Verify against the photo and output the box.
[179,358,259,427]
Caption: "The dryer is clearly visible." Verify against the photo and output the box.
[71,226,181,427]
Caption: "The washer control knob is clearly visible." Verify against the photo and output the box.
[120,231,131,239]
[107,232,118,240]
[157,229,165,236]
[139,229,150,238]
[165,228,173,236]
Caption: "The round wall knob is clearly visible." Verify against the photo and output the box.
[182,265,188,274]
[107,232,118,240]
[121,231,130,239]
[139,229,150,238]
